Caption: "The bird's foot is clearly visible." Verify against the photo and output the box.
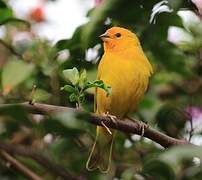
[101,112,117,135]
[100,121,112,135]
[138,121,148,136]
[104,112,117,123]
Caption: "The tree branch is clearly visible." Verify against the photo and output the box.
[0,142,85,180]
[0,102,191,148]
[0,150,42,180]
[0,39,23,59]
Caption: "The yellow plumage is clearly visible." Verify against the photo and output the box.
[86,27,153,172]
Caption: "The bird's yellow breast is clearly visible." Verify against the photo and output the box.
[96,46,152,118]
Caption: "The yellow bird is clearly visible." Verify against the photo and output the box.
[86,27,153,173]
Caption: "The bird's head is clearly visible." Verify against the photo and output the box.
[99,27,140,52]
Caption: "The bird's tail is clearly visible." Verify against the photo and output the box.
[86,126,115,173]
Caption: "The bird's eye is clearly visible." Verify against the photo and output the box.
[115,33,121,38]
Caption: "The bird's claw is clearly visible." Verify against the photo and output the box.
[100,121,112,135]
[101,112,117,135]
[139,121,148,136]
[105,112,117,124]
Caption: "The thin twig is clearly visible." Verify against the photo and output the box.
[0,102,192,148]
[188,89,195,142]
[189,116,194,142]
[0,39,23,59]
[0,142,85,180]
[0,150,42,180]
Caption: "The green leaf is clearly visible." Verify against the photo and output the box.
[55,26,84,51]
[85,80,112,96]
[63,67,79,85]
[17,157,45,175]
[55,39,71,51]
[181,166,202,179]
[121,168,137,180]
[0,105,31,138]
[156,13,183,28]
[156,105,188,137]
[69,93,78,102]
[2,60,34,94]
[0,0,7,8]
[0,105,30,123]
[0,8,13,24]
[0,3,29,27]
[143,159,175,180]
[0,18,30,27]
[78,69,87,88]
[168,0,197,11]
[78,93,85,104]
[31,89,51,102]
[42,112,85,135]
[160,145,202,166]
[106,87,112,96]
[50,112,88,135]
[153,71,182,84]
[61,85,76,93]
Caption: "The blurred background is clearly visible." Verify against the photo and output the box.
[0,0,202,179]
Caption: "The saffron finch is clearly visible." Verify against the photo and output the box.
[86,27,153,173]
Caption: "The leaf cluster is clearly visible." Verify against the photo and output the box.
[61,67,111,106]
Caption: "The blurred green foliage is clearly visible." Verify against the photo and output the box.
[0,0,202,179]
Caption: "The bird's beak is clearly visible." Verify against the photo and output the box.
[99,32,110,41]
